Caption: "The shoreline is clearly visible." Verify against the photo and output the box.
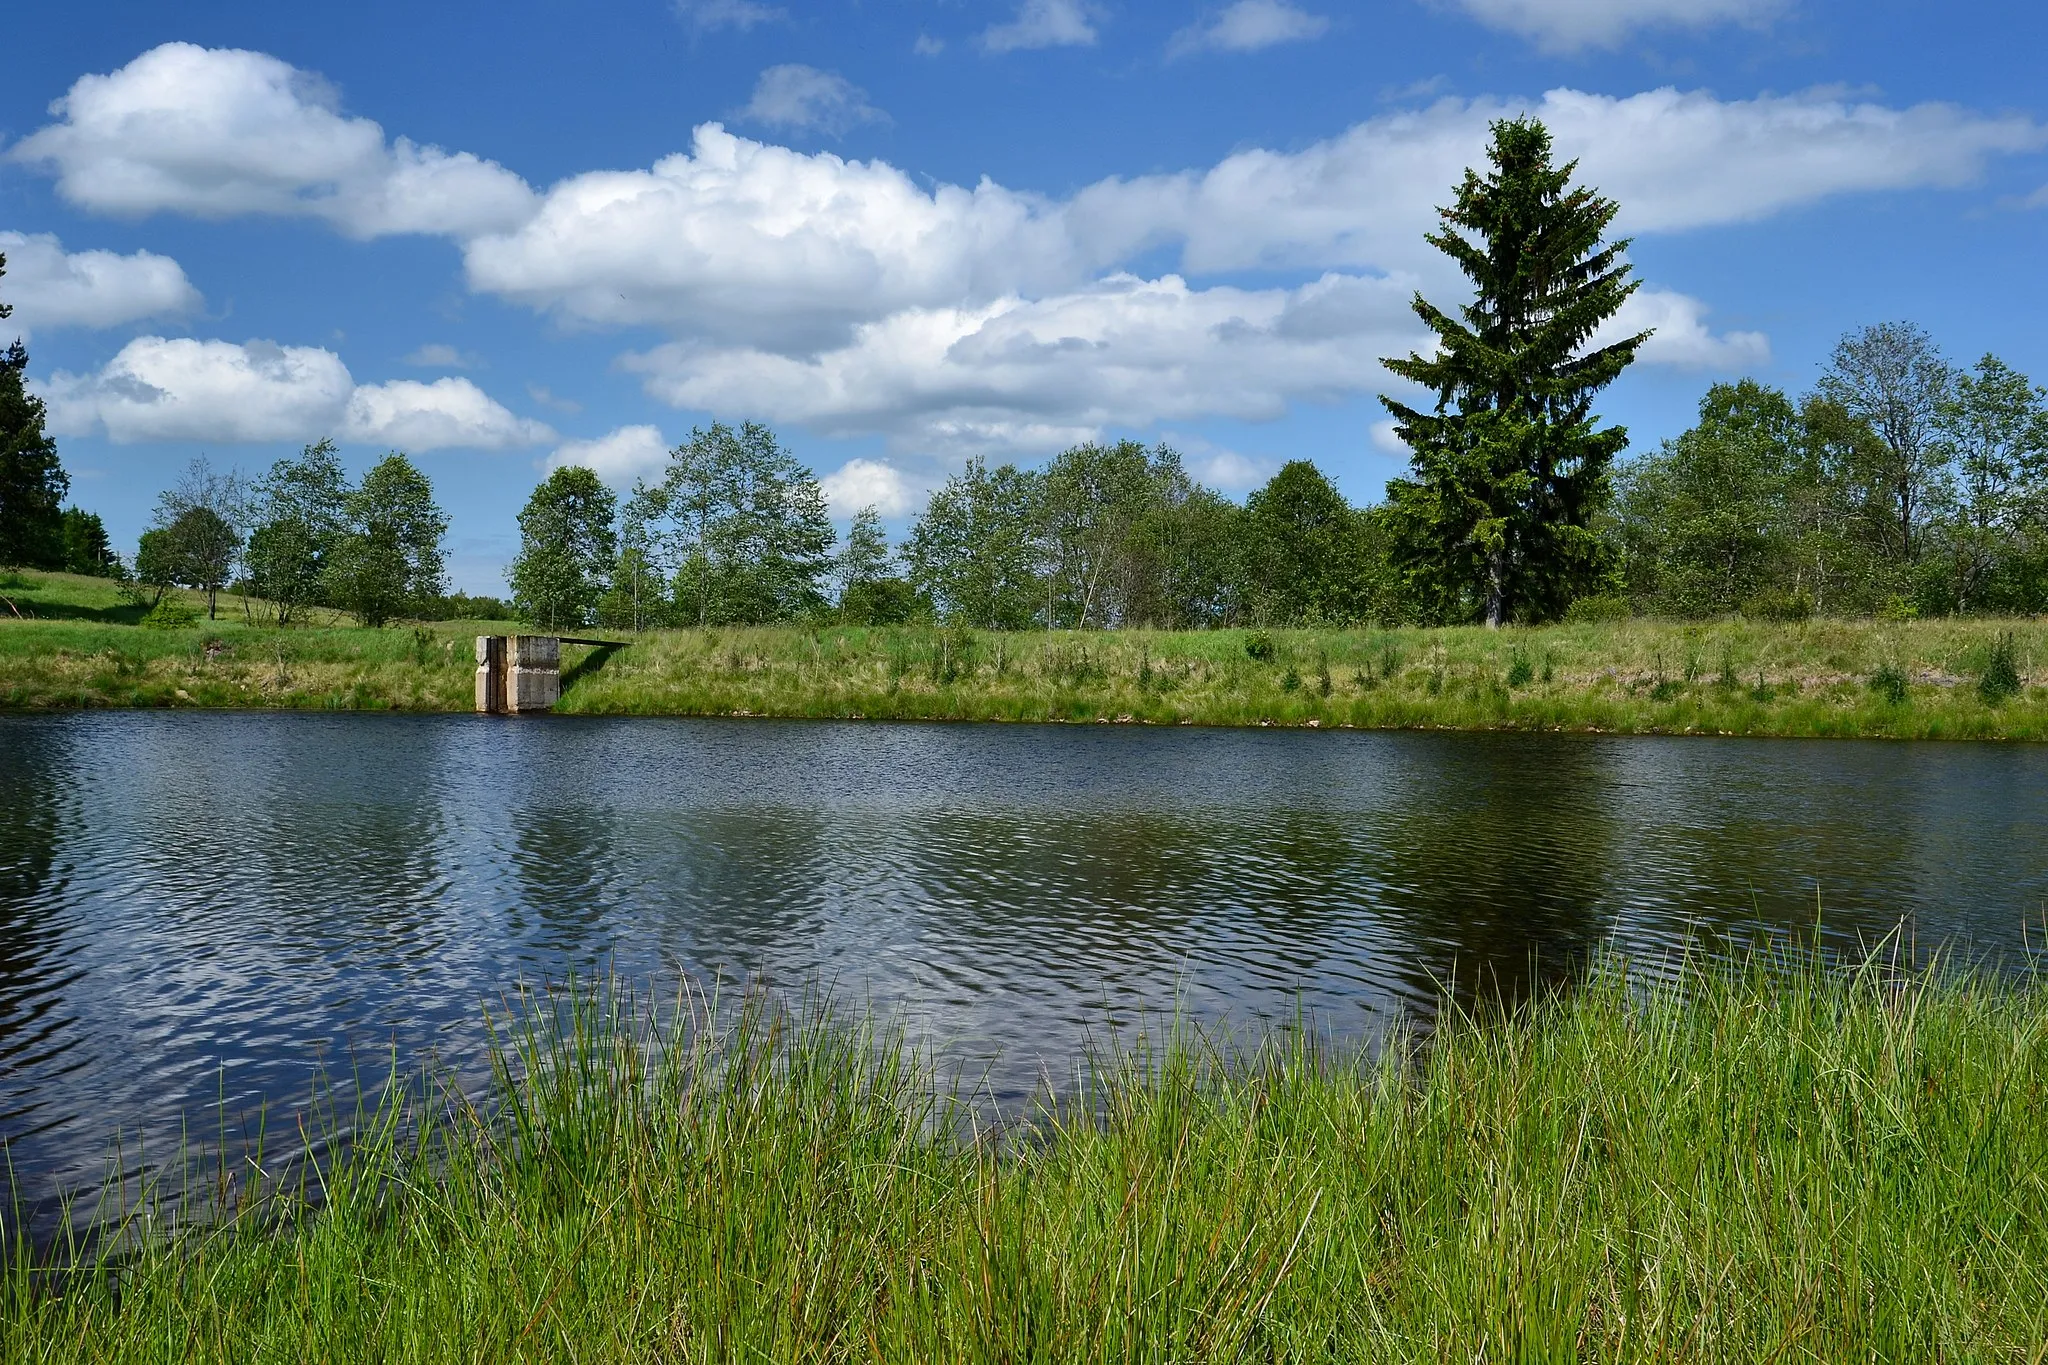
[4,574,2045,741]
[11,952,2048,1357]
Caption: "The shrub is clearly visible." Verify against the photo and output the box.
[141,599,201,630]
[1244,631,1275,662]
[1868,663,1908,706]
[1506,646,1534,688]
[1979,633,2022,705]
[1563,594,1630,624]
[1741,590,1813,623]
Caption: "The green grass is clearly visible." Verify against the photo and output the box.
[7,569,2048,737]
[9,945,2048,1361]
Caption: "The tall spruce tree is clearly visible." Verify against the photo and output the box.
[0,253,69,569]
[1381,118,1647,625]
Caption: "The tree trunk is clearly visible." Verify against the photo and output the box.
[1483,550,1508,628]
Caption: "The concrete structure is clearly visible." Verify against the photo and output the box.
[476,634,561,713]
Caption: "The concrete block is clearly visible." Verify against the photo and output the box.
[508,665,561,712]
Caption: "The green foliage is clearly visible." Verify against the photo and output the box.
[1242,460,1382,624]
[244,441,348,624]
[145,459,247,620]
[1869,662,1909,705]
[639,422,835,627]
[0,255,68,570]
[58,507,117,576]
[19,954,2048,1358]
[906,457,1047,629]
[1381,118,1643,625]
[139,599,200,630]
[1243,630,1275,662]
[1506,645,1534,687]
[1741,588,1814,623]
[510,465,617,630]
[324,453,449,627]
[1978,631,2022,704]
[1562,593,1630,623]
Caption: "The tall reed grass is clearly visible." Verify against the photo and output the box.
[8,945,2048,1361]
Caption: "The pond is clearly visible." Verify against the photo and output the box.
[3,711,2045,1228]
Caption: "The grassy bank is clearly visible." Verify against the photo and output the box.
[8,950,2048,1360]
[6,569,2048,737]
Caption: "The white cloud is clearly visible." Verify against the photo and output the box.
[913,34,946,57]
[673,0,783,32]
[1369,419,1406,455]
[343,377,554,450]
[1445,0,1788,52]
[0,230,200,335]
[1603,287,1770,370]
[9,43,535,238]
[403,342,480,368]
[737,66,886,136]
[41,336,550,448]
[625,272,1428,451]
[42,336,353,443]
[460,124,1084,349]
[1169,1,1330,57]
[1170,438,1273,491]
[628,269,1763,453]
[1074,87,2047,277]
[819,457,919,516]
[982,0,1099,53]
[544,424,670,485]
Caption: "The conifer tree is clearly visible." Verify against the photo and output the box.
[0,253,69,569]
[1381,118,1647,625]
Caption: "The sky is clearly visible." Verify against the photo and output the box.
[4,0,2046,593]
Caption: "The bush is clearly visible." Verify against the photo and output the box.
[1243,631,1275,662]
[1562,594,1631,624]
[1741,590,1813,623]
[1979,633,2022,705]
[1506,645,1534,688]
[140,599,201,630]
[1868,663,1909,706]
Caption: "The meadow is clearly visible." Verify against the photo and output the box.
[7,945,2048,1361]
[4,569,2046,739]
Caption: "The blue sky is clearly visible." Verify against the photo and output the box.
[5,0,2046,592]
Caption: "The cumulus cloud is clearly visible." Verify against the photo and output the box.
[454,89,2040,364]
[673,0,783,32]
[820,458,920,516]
[1602,287,1770,370]
[1444,0,1789,52]
[22,43,2046,455]
[0,230,200,335]
[460,124,1083,349]
[1169,1,1330,57]
[737,65,886,136]
[343,377,554,450]
[9,43,535,238]
[1072,87,2047,277]
[625,272,1426,451]
[41,336,551,448]
[982,0,1099,53]
[544,424,671,484]
[624,268,1760,451]
[42,336,353,443]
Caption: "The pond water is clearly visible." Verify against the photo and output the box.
[3,711,2046,1229]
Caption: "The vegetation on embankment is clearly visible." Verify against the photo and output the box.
[10,949,2048,1360]
[6,569,2048,737]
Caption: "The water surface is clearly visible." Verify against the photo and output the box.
[3,711,2044,1225]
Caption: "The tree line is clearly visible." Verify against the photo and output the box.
[11,122,2046,630]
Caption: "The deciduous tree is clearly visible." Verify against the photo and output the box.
[510,465,617,630]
